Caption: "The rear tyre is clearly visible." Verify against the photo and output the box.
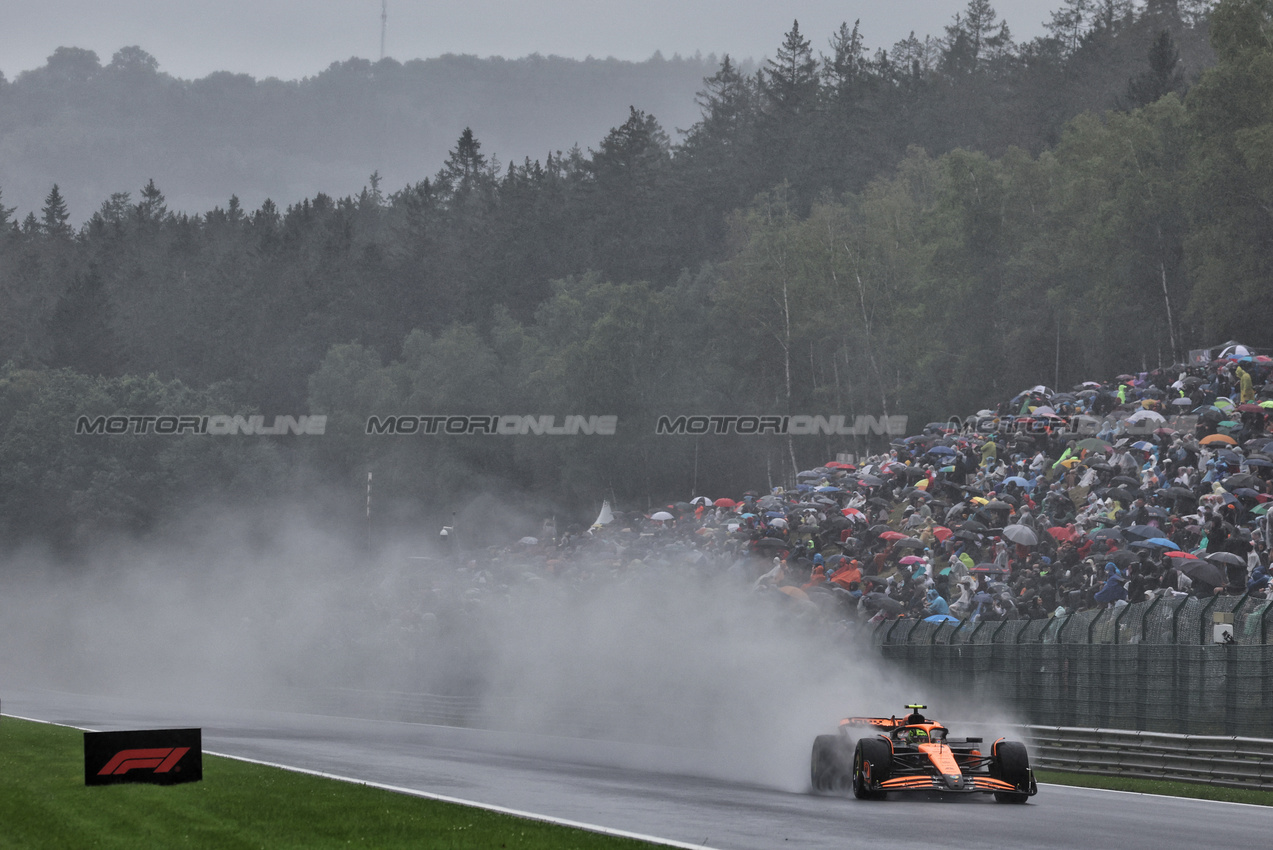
[992,741,1030,803]
[811,735,854,792]
[852,737,892,800]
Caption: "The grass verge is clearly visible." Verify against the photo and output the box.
[1036,769,1273,806]
[0,715,665,849]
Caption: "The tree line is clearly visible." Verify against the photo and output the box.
[2,0,1269,546]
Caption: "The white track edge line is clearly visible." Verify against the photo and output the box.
[208,750,710,849]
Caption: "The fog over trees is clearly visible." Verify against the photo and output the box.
[3,0,1268,546]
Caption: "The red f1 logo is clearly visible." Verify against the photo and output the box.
[97,747,190,776]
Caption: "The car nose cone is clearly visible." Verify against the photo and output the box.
[944,774,963,789]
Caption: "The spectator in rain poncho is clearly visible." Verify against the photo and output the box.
[1248,566,1270,595]
[1094,563,1128,606]
[924,588,950,617]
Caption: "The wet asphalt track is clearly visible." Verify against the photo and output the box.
[5,686,1271,849]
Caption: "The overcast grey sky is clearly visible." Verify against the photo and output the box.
[7,1,1064,80]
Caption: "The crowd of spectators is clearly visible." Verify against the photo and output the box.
[472,345,1272,628]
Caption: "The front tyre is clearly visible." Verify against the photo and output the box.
[992,741,1031,803]
[853,737,892,800]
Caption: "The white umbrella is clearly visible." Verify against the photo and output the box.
[1001,524,1039,546]
[650,511,675,521]
[691,496,714,506]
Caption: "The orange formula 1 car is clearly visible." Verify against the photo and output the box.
[810,704,1037,803]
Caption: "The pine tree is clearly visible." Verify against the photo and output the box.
[136,178,167,224]
[1126,30,1187,108]
[41,184,72,238]
[764,20,820,115]
[438,128,489,199]
[0,187,15,230]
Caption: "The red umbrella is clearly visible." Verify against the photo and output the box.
[933,526,953,542]
[879,531,907,541]
[1048,526,1078,543]
[826,461,856,469]
[1164,551,1199,560]
[714,498,738,508]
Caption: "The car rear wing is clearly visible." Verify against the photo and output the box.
[838,717,903,731]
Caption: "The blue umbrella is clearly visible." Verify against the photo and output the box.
[1002,476,1033,488]
[927,446,956,456]
[924,614,961,623]
[1144,537,1180,550]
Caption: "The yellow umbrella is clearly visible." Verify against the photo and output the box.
[1200,433,1237,446]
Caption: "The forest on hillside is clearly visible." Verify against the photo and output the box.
[2,0,1270,547]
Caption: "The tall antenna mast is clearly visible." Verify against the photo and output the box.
[380,0,388,61]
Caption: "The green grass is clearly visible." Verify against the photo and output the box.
[0,716,664,849]
[1036,769,1273,806]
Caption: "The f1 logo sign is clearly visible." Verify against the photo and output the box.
[98,747,190,776]
[85,729,202,786]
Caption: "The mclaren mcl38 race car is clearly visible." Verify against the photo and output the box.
[810,704,1037,803]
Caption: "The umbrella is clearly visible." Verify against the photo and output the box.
[1143,537,1181,550]
[1002,476,1033,488]
[1077,438,1113,452]
[1164,550,1199,560]
[1224,474,1263,491]
[650,511,675,521]
[754,538,790,550]
[960,520,990,533]
[900,555,924,565]
[690,496,714,506]
[1001,525,1039,546]
[927,446,956,456]
[924,614,962,624]
[714,498,738,508]
[1124,525,1162,540]
[1200,434,1237,446]
[1205,552,1246,567]
[858,474,884,486]
[1177,560,1225,588]
[879,531,908,541]
[895,537,925,550]
[1088,528,1124,542]
[933,526,953,542]
[1048,526,1078,543]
